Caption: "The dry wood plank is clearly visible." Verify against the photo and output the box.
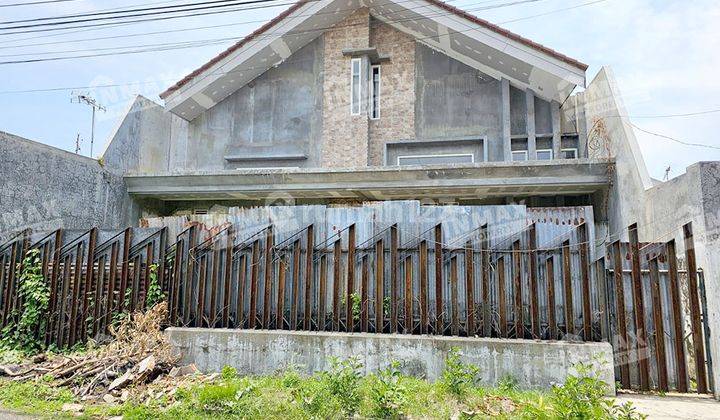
[236,254,247,328]
[546,256,557,340]
[196,255,207,328]
[666,239,688,392]
[561,239,574,338]
[611,241,631,389]
[374,239,384,333]
[649,257,669,392]
[528,224,539,339]
[222,226,234,328]
[578,223,592,341]
[263,226,274,329]
[303,225,314,330]
[464,240,475,336]
[512,240,523,339]
[629,223,650,391]
[346,224,356,332]
[497,256,507,338]
[481,224,491,337]
[68,241,85,347]
[360,255,369,333]
[319,254,328,331]
[209,242,220,326]
[79,228,98,342]
[291,239,301,330]
[450,255,459,336]
[434,224,443,334]
[276,255,287,330]
[390,225,399,333]
[683,223,708,394]
[249,239,260,329]
[332,239,341,331]
[404,255,413,334]
[419,240,429,334]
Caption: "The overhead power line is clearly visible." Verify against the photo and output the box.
[0,0,289,32]
[627,121,720,151]
[0,0,84,8]
[0,0,548,63]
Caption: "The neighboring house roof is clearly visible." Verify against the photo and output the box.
[160,0,587,120]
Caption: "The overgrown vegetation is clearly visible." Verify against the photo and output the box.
[0,249,51,353]
[145,264,165,308]
[0,349,645,420]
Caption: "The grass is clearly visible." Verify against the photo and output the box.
[0,353,644,420]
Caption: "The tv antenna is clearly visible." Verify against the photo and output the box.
[71,92,105,157]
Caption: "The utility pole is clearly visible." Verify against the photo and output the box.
[71,92,105,157]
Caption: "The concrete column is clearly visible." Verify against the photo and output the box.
[526,89,536,160]
[576,93,589,158]
[551,100,562,159]
[501,78,511,162]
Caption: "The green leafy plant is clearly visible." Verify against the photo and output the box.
[145,264,165,308]
[612,401,648,420]
[549,360,615,419]
[322,356,363,416]
[440,348,480,396]
[0,249,50,352]
[368,361,408,419]
[221,365,238,381]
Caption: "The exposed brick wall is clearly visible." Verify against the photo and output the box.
[320,8,370,168]
[368,21,416,166]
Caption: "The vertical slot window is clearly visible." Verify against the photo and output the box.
[350,58,361,115]
[370,65,381,119]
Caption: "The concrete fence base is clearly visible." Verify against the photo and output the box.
[166,328,615,393]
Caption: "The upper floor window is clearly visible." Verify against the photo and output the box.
[397,153,474,166]
[350,58,361,115]
[370,65,381,119]
[561,148,578,159]
[536,149,553,160]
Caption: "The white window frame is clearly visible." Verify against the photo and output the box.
[561,148,578,159]
[536,149,553,160]
[370,64,381,120]
[511,150,528,161]
[397,153,475,166]
[350,58,361,116]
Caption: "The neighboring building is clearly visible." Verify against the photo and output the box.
[1,0,719,398]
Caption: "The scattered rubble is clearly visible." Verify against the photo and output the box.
[0,303,197,402]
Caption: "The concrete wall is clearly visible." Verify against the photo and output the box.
[166,328,615,392]
[0,131,132,241]
[415,44,504,161]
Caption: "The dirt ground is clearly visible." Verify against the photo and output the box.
[616,392,720,419]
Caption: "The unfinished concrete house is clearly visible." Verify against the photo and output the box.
[2,0,719,398]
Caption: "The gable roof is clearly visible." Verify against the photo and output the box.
[161,0,587,120]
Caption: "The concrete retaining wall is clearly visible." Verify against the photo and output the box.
[166,328,615,392]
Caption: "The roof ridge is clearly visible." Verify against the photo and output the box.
[159,0,587,100]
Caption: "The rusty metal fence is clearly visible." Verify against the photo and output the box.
[0,219,712,394]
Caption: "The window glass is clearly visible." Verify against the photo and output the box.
[370,65,380,119]
[511,151,528,161]
[350,58,361,115]
[397,154,474,166]
[561,148,578,159]
[537,149,553,160]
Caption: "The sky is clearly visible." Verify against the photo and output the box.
[0,0,718,180]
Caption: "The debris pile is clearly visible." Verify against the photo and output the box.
[0,302,184,401]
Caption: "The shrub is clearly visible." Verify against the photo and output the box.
[321,356,363,416]
[221,365,238,381]
[0,249,50,353]
[440,348,480,396]
[368,361,408,419]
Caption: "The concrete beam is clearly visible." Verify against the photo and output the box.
[124,159,612,201]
